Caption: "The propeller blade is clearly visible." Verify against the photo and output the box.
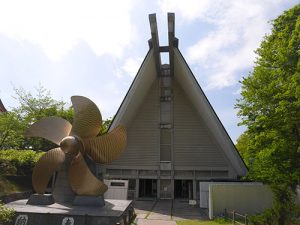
[70,96,102,139]
[32,148,65,194]
[69,152,108,195]
[83,125,127,163]
[25,116,72,145]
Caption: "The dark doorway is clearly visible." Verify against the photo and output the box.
[174,180,193,199]
[139,179,157,198]
[160,179,172,199]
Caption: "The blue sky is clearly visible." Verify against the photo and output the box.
[0,0,298,142]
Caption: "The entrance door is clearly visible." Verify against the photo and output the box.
[160,179,172,199]
[139,179,157,198]
[174,180,193,199]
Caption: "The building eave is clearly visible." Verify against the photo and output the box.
[109,49,156,130]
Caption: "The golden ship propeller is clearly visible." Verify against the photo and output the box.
[25,96,127,196]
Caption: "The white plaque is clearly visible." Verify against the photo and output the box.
[189,200,197,205]
[15,215,28,225]
[62,217,74,225]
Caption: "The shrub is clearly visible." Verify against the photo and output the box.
[0,159,17,175]
[0,201,15,225]
[248,208,276,225]
[214,217,231,224]
[0,150,44,176]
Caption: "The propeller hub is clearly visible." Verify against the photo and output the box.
[60,136,82,155]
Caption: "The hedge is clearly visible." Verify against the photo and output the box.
[0,150,44,176]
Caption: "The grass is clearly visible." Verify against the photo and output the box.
[132,219,232,225]
[176,218,232,225]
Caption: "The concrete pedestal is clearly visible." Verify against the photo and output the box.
[73,195,105,207]
[27,194,54,205]
[6,199,134,225]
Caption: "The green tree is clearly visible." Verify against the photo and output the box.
[100,118,112,134]
[0,85,74,150]
[0,111,24,149]
[236,4,300,225]
[235,132,252,167]
[0,85,113,151]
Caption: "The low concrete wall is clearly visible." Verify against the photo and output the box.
[209,184,273,219]
[296,188,300,205]
[199,182,262,208]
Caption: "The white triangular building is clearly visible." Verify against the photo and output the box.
[103,13,247,200]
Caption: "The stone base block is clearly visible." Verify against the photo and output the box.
[27,194,54,205]
[73,195,105,207]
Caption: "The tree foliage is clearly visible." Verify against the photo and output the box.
[0,150,44,176]
[0,85,73,150]
[236,4,300,225]
[0,111,24,149]
[100,117,112,134]
[0,85,113,151]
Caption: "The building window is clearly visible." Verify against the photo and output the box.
[160,145,171,161]
[160,129,171,145]
[160,101,171,123]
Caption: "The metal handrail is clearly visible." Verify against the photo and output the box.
[224,208,248,225]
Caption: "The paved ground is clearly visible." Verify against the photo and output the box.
[133,199,208,225]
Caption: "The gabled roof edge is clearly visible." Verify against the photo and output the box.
[109,49,153,130]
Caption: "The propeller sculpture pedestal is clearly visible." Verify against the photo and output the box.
[6,198,134,225]
[5,96,134,225]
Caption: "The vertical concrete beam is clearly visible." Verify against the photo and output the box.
[157,179,160,199]
[193,179,197,200]
[135,179,139,199]
[171,179,174,199]
[149,13,161,76]
[168,13,175,77]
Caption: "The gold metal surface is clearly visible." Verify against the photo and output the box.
[25,117,72,145]
[83,125,127,163]
[32,148,65,194]
[69,153,108,195]
[60,136,83,156]
[26,96,127,198]
[70,96,102,138]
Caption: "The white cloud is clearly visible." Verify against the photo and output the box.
[0,0,136,60]
[159,0,212,22]
[232,87,242,96]
[121,57,143,77]
[159,0,297,89]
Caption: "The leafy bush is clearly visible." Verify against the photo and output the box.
[248,206,300,225]
[248,208,276,225]
[213,218,231,224]
[0,150,44,176]
[0,201,15,225]
[0,159,17,175]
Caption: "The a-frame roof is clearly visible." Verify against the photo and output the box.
[110,13,247,176]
